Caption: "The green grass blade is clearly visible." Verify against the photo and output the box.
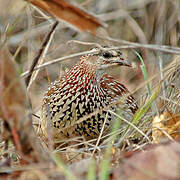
[119,84,161,141]
[87,159,96,180]
[133,84,161,124]
[133,50,151,95]
[51,153,77,180]
[99,111,121,180]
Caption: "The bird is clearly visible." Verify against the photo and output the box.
[40,46,138,142]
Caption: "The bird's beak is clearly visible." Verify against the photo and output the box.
[99,59,135,70]
[114,59,132,67]
[118,59,132,67]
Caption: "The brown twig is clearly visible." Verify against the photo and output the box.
[20,45,135,78]
[96,36,180,54]
[25,20,59,87]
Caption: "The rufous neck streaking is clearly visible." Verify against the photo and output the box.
[64,55,103,84]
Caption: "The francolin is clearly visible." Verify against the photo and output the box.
[41,46,138,142]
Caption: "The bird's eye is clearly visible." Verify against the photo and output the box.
[102,52,112,58]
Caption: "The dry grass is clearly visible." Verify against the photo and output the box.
[0,0,180,179]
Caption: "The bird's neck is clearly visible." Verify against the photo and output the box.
[65,59,104,86]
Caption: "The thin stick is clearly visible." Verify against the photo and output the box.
[27,22,55,91]
[21,40,180,79]
[97,36,180,54]
[21,45,135,78]
[91,112,108,156]
[109,111,151,142]
[25,20,59,87]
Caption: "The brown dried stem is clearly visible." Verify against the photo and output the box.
[25,20,59,87]
[0,46,50,163]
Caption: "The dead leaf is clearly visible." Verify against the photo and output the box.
[27,0,106,34]
[152,111,180,143]
[111,141,180,180]
[0,45,49,162]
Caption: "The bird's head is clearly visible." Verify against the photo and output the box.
[82,46,133,71]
